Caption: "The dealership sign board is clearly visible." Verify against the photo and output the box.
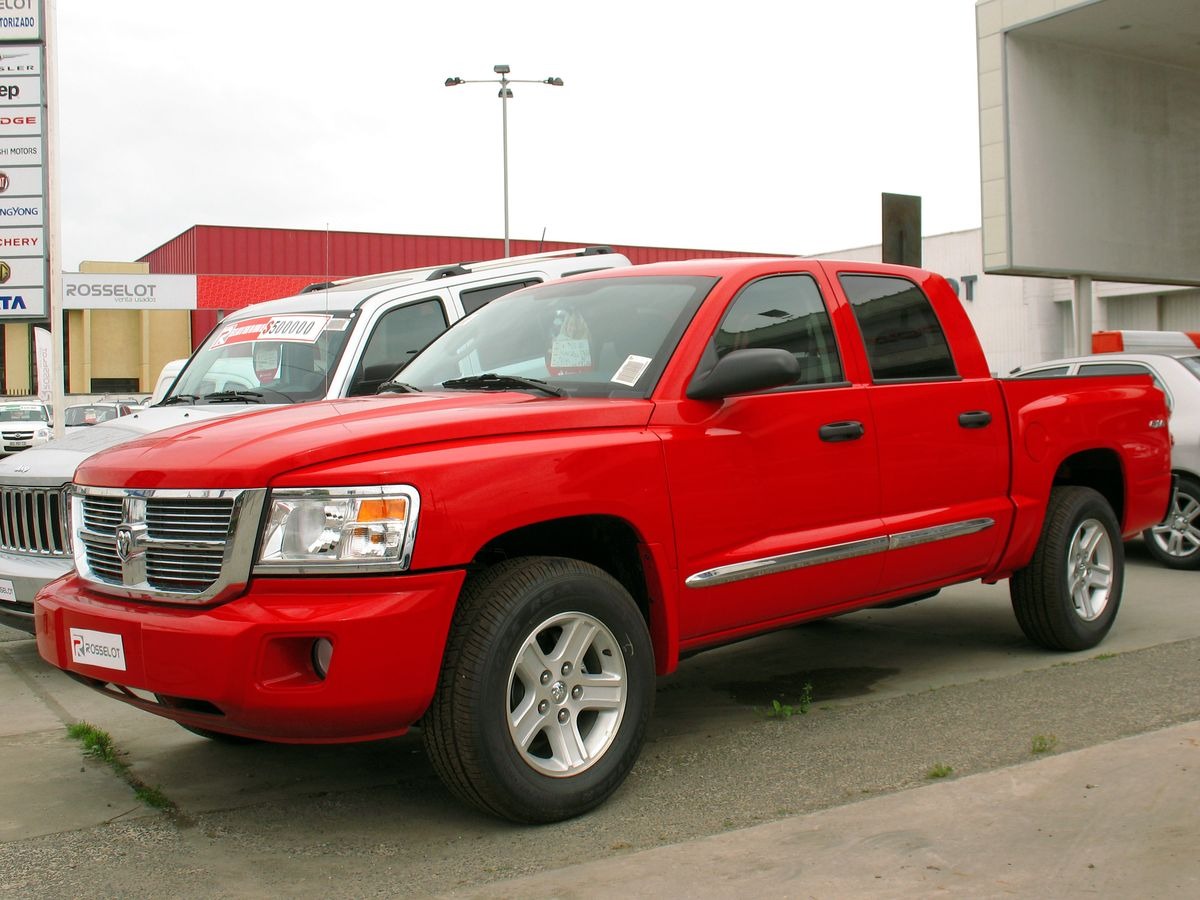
[0,1,45,318]
[61,273,198,310]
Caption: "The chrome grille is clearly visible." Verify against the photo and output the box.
[72,487,264,603]
[0,485,68,556]
[82,495,123,533]
[80,531,123,581]
[146,546,226,592]
[146,499,234,540]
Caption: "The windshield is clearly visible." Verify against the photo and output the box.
[0,404,49,423]
[65,405,121,426]
[398,275,715,397]
[167,312,354,404]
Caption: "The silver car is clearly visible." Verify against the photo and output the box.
[1014,350,1200,569]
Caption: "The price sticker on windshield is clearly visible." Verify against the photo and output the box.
[212,314,332,347]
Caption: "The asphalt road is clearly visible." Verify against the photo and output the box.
[2,541,1198,898]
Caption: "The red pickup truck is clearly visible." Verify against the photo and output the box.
[36,258,1171,823]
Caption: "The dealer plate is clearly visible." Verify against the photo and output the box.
[69,627,127,671]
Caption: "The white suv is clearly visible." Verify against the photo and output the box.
[0,247,630,631]
[1015,350,1200,569]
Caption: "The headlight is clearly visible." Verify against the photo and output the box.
[35,428,50,440]
[255,485,420,572]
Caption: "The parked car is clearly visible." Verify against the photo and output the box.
[1014,350,1200,569]
[148,359,187,406]
[36,257,1170,822]
[0,400,53,457]
[62,401,141,428]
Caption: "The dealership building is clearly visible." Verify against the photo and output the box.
[1,0,1197,396]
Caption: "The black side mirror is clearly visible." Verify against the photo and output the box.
[686,348,801,400]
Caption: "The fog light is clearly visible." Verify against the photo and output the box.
[312,638,334,679]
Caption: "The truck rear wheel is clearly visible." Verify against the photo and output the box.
[1141,474,1200,570]
[423,556,654,823]
[1010,486,1123,651]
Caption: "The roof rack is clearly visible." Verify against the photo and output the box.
[300,246,616,293]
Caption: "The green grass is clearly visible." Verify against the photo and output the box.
[67,721,178,816]
[765,682,813,719]
[926,763,953,779]
[1031,734,1059,754]
[67,722,119,764]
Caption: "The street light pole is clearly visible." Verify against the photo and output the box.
[444,65,564,258]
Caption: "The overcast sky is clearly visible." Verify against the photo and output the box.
[55,0,982,270]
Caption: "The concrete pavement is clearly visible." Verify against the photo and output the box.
[1,543,1198,896]
[448,720,1200,898]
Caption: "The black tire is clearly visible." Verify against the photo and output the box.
[1010,486,1123,651]
[423,556,654,823]
[1141,474,1200,570]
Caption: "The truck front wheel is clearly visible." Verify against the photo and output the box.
[1141,474,1200,570]
[1010,486,1123,651]
[423,556,654,823]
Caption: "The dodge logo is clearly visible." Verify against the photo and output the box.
[115,526,134,561]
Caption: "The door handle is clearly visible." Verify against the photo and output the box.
[819,420,865,442]
[958,410,992,429]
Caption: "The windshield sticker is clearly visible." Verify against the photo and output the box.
[212,314,332,347]
[253,344,281,383]
[611,355,652,387]
[548,311,593,374]
[323,318,350,332]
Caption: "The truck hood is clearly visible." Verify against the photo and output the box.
[0,405,270,485]
[76,393,656,489]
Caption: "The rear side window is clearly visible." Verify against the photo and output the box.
[840,274,956,380]
[459,279,542,315]
[1016,366,1071,378]
[715,274,843,386]
[1078,362,1170,406]
[1078,362,1151,377]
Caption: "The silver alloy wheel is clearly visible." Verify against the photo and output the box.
[1068,517,1114,621]
[1148,486,1200,560]
[506,611,627,777]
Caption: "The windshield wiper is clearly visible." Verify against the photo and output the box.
[160,394,200,405]
[377,380,422,394]
[201,390,267,404]
[440,373,565,397]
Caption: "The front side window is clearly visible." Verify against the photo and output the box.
[350,299,449,396]
[399,275,715,398]
[840,274,956,380]
[715,274,843,386]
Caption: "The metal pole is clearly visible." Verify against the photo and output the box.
[45,0,66,439]
[500,75,510,257]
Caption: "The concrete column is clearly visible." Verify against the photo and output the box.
[1072,275,1093,355]
[82,309,92,394]
[140,309,152,392]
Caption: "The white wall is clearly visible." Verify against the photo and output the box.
[1005,37,1200,282]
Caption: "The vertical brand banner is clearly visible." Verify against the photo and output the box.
[33,323,50,401]
[0,2,45,318]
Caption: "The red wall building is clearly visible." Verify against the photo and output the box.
[139,225,773,346]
